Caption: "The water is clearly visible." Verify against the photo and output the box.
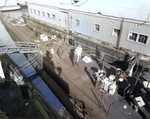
[0,8,28,45]
[0,21,14,45]
[0,8,64,110]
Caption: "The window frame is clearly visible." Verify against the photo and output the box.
[34,9,36,14]
[138,34,148,44]
[127,31,149,45]
[128,32,137,41]
[94,24,100,32]
[75,19,80,26]
[38,11,40,16]
[30,8,32,13]
[47,13,50,18]
[52,14,55,20]
[42,12,45,17]
[112,28,120,38]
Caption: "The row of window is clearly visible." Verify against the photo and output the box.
[128,32,148,44]
[75,19,100,32]
[30,8,55,19]
[75,19,148,44]
[30,9,148,45]
[75,19,120,37]
[111,28,148,44]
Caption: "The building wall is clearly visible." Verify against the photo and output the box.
[69,11,122,45]
[120,21,150,56]
[0,0,17,6]
[28,4,68,29]
[27,3,150,56]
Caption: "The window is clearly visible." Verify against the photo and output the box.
[38,11,40,16]
[34,9,36,14]
[47,13,50,18]
[42,12,45,17]
[138,35,148,44]
[94,24,100,31]
[52,14,55,19]
[128,32,148,44]
[74,0,79,3]
[75,19,80,26]
[112,28,120,37]
[128,32,137,41]
[30,8,32,13]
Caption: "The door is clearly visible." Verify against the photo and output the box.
[60,12,68,30]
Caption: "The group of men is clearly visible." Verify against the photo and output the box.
[56,44,142,93]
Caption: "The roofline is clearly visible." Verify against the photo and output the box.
[27,2,60,10]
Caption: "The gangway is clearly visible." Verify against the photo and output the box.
[0,42,38,54]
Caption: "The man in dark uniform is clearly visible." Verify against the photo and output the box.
[99,52,105,69]
[57,46,64,60]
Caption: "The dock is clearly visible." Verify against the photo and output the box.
[1,16,143,119]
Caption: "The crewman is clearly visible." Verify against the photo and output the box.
[72,45,82,66]
[46,51,52,59]
[72,50,79,66]
[33,28,38,38]
[57,46,64,60]
[95,69,106,88]
[75,45,82,62]
[99,52,105,69]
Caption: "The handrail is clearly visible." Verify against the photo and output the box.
[0,42,38,54]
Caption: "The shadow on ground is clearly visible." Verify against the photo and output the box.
[37,55,86,119]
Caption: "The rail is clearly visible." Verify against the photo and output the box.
[0,42,38,54]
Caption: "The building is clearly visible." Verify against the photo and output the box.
[0,0,18,6]
[27,0,150,57]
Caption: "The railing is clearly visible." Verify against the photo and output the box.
[10,62,63,119]
[0,42,38,54]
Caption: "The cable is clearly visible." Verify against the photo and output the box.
[64,73,93,97]
[15,53,40,70]
[60,61,94,97]
[19,54,42,69]
[129,67,144,95]
[56,62,108,117]
[106,98,126,118]
[122,84,131,98]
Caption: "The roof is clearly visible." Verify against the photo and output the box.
[0,0,17,6]
[27,0,150,21]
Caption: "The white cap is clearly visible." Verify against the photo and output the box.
[109,75,115,81]
[118,78,124,82]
